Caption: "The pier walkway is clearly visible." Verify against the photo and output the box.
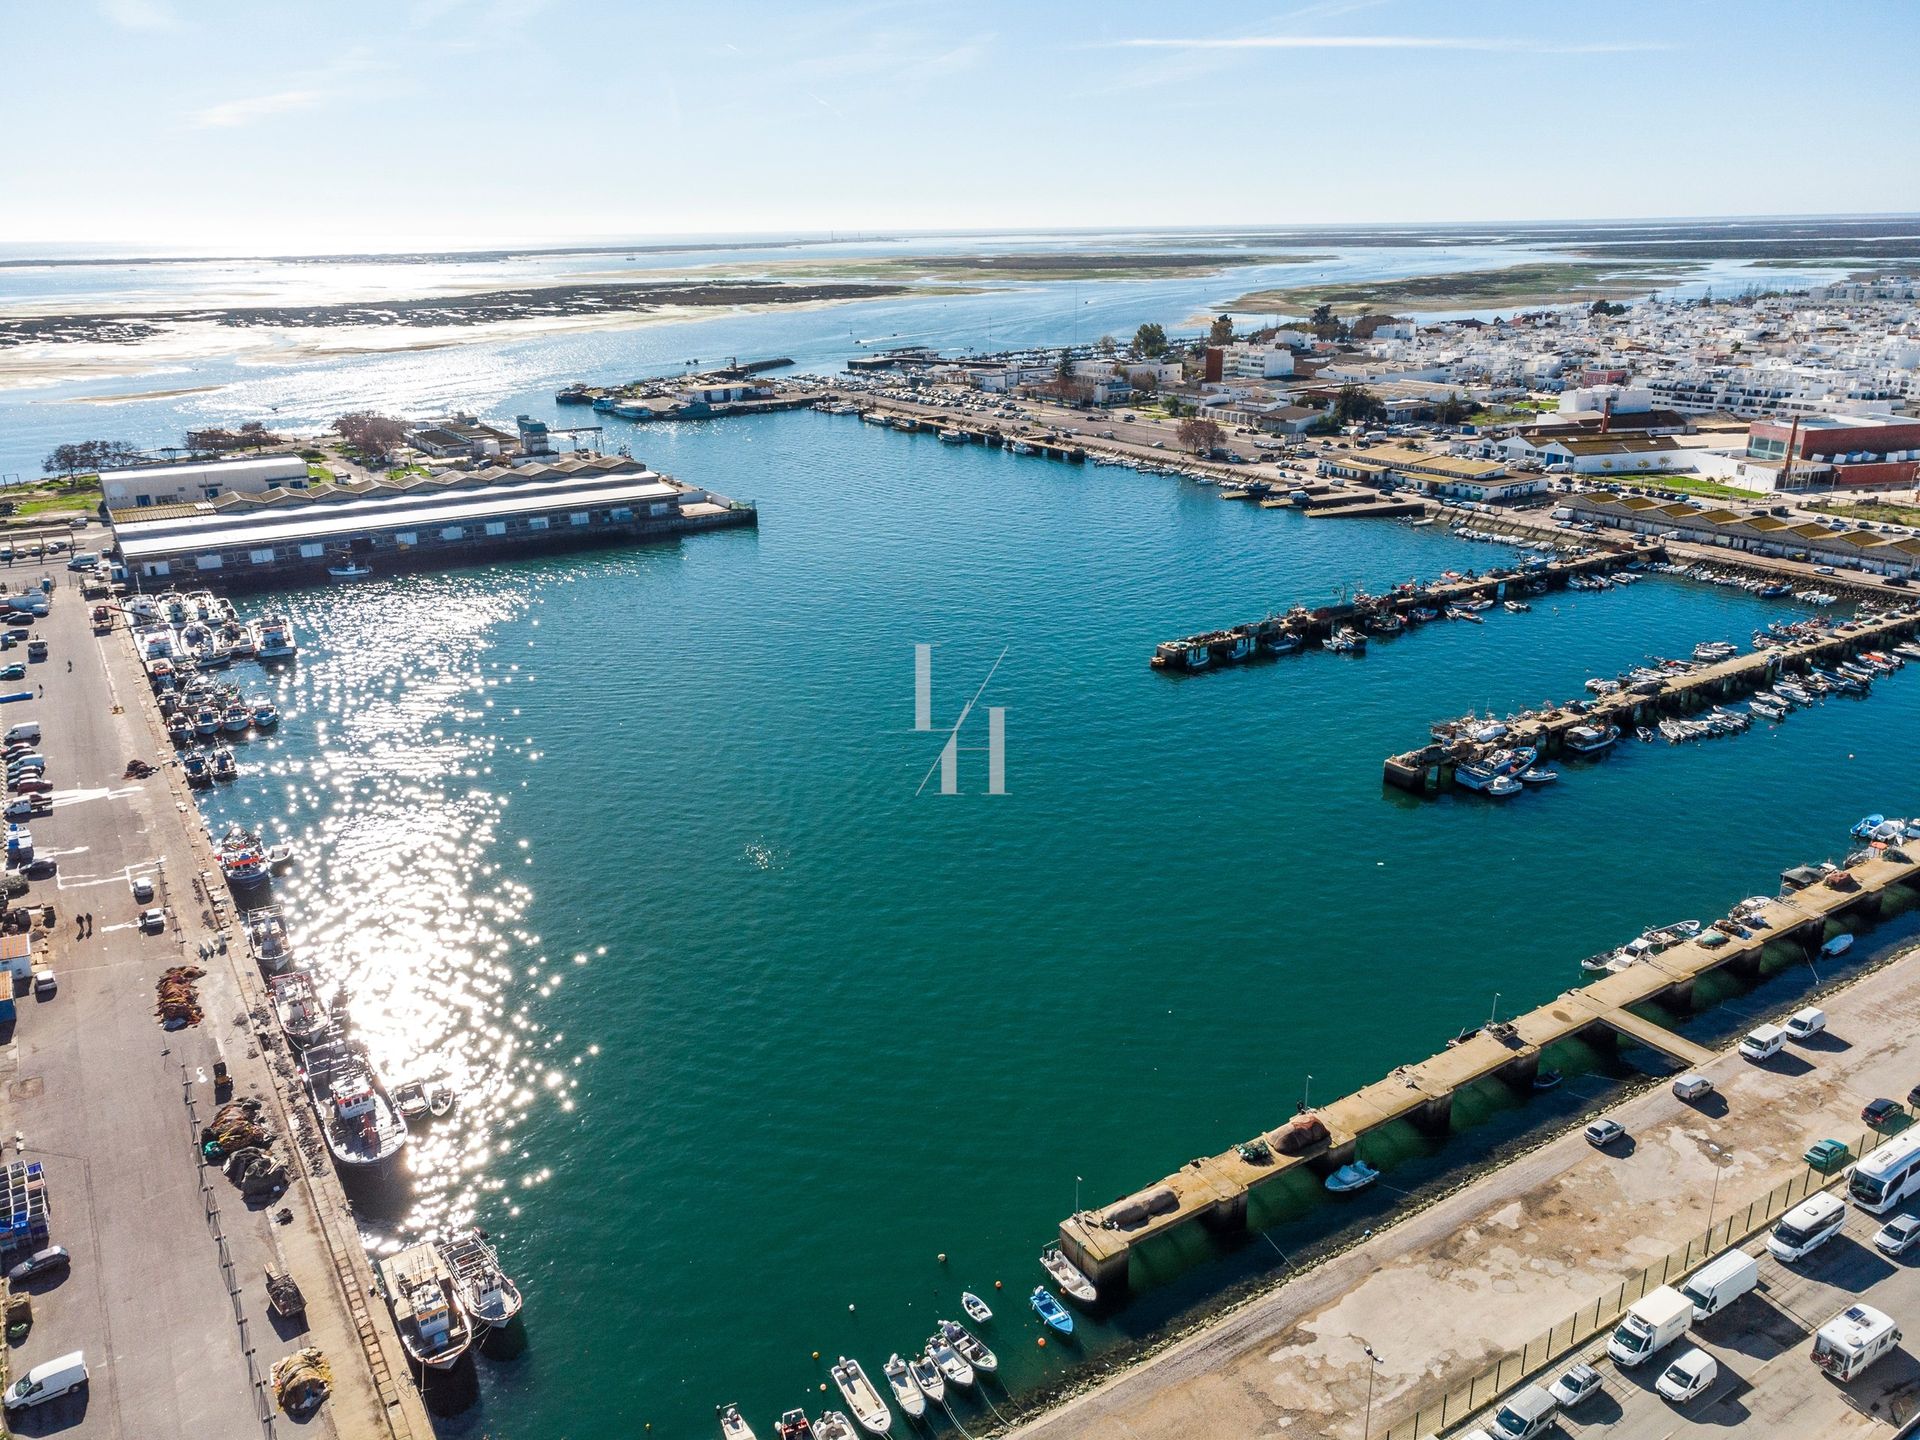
[1383,605,1920,793]
[1057,845,1919,1295]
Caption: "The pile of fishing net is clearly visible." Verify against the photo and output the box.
[201,1097,273,1158]
[271,1346,331,1415]
[155,964,206,1026]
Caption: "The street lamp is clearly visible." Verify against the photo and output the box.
[1361,1343,1383,1440]
[1706,1142,1730,1237]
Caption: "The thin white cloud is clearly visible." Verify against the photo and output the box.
[100,0,176,30]
[1105,35,1668,54]
[192,89,325,129]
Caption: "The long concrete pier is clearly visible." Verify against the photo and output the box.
[1057,844,1920,1298]
[1383,604,1920,793]
[1149,541,1661,673]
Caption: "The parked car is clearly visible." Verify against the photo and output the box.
[1656,1347,1718,1404]
[1864,1098,1902,1127]
[138,908,165,932]
[31,969,55,999]
[131,875,154,903]
[1805,1138,1852,1172]
[23,857,56,880]
[1583,1118,1627,1148]
[6,1246,68,1283]
[1907,1081,1920,1109]
[1874,1214,1920,1257]
[1547,1362,1602,1408]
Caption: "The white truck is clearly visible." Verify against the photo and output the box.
[1679,1249,1759,1319]
[1608,1285,1694,1367]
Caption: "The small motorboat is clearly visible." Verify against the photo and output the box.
[427,1081,457,1118]
[907,1351,945,1406]
[393,1081,432,1125]
[1030,1286,1073,1335]
[830,1357,893,1437]
[1325,1161,1380,1194]
[718,1405,757,1440]
[1636,726,1655,743]
[1503,600,1530,613]
[1851,814,1887,840]
[927,1332,974,1388]
[267,842,297,875]
[1040,1245,1097,1304]
[1518,767,1558,786]
[937,1319,997,1374]
[882,1355,925,1421]
[813,1412,856,1440]
[1532,1070,1564,1091]
[252,702,280,730]
[961,1291,992,1324]
[167,715,193,746]
[183,751,212,787]
[210,746,238,782]
[1821,933,1854,958]
[774,1411,814,1440]
[327,560,375,581]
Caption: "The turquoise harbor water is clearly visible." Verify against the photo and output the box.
[180,411,1920,1438]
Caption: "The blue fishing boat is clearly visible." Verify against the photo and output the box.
[1030,1287,1072,1335]
[1851,814,1886,840]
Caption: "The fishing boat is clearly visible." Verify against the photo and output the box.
[210,745,238,782]
[1503,600,1530,613]
[937,1319,997,1374]
[302,1034,409,1170]
[269,971,329,1049]
[243,905,297,973]
[907,1351,945,1406]
[718,1404,757,1440]
[255,615,298,660]
[167,715,193,746]
[1563,723,1620,754]
[326,557,374,581]
[1822,933,1855,958]
[1029,1287,1073,1335]
[937,428,967,444]
[427,1081,456,1118]
[223,702,251,734]
[1454,761,1521,797]
[377,1242,472,1370]
[775,1411,815,1440]
[882,1355,925,1420]
[1851,814,1887,840]
[393,1081,432,1124]
[1324,1160,1380,1194]
[438,1229,522,1329]
[830,1358,892,1437]
[217,826,269,887]
[1040,1245,1097,1303]
[961,1291,992,1324]
[252,701,280,729]
[1532,1069,1564,1091]
[1518,767,1559,785]
[927,1332,974,1388]
[183,751,212,787]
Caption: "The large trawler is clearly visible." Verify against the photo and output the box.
[302,1034,409,1170]
[378,1242,473,1370]
[268,970,330,1049]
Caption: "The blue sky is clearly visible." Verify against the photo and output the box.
[2,0,1916,251]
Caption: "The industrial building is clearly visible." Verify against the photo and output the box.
[106,454,754,588]
[97,454,311,510]
[1566,492,1920,576]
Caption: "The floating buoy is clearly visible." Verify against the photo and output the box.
[1037,1337,1047,1348]
[820,1383,827,1391]
[812,1351,820,1361]
[849,1303,856,1312]
[937,1253,947,1264]
[994,1280,1003,1290]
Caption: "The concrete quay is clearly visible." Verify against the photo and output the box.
[1383,604,1920,794]
[1055,846,1919,1300]
[1013,923,1920,1440]
[0,540,428,1439]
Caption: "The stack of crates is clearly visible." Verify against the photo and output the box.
[0,1160,50,1259]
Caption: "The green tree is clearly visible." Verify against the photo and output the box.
[1131,322,1168,358]
[1096,334,1117,356]
[1434,395,1471,426]
[1207,313,1235,345]
[1332,384,1386,428]
[42,439,142,476]
[1055,348,1074,380]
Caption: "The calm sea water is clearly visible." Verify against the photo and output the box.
[184,411,1920,1438]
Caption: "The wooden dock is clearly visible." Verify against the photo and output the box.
[1058,846,1920,1297]
[1384,605,1920,793]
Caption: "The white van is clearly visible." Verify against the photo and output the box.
[1785,1007,1827,1041]
[4,1350,87,1410]
[1680,1249,1759,1319]
[1740,1024,1786,1062]
[4,720,39,746]
[1769,1192,1847,1262]
[1672,1073,1714,1101]
[1487,1383,1558,1438]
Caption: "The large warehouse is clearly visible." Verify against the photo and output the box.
[107,455,754,586]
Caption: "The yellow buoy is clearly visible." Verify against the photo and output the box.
[812,1351,820,1361]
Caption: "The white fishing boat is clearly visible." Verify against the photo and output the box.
[718,1404,757,1440]
[830,1357,893,1437]
[1563,723,1619,754]
[1040,1244,1097,1304]
[378,1242,472,1370]
[268,970,329,1049]
[327,559,375,581]
[937,428,967,444]
[937,1319,997,1374]
[302,1035,409,1169]
[242,904,297,974]
[907,1351,945,1405]
[1325,1160,1381,1194]
[928,1333,974,1388]
[255,615,298,660]
[438,1229,522,1329]
[883,1355,925,1420]
[961,1291,992,1324]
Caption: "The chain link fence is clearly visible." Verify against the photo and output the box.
[1384,1135,1874,1440]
